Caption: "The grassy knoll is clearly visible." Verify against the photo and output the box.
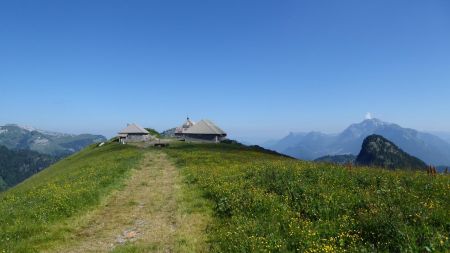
[0,143,142,252]
[166,143,450,252]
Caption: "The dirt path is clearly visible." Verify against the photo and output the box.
[48,150,209,253]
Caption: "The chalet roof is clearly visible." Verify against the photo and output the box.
[183,120,226,135]
[118,123,149,135]
[182,117,195,129]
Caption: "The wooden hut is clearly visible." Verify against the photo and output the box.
[180,119,227,142]
[118,123,151,144]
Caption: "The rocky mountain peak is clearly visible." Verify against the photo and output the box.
[355,134,427,170]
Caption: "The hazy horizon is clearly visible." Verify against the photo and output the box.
[2,116,450,145]
[1,1,449,142]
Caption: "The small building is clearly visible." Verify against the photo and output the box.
[118,123,151,144]
[178,119,227,142]
[175,117,195,136]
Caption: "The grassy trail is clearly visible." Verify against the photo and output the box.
[48,150,209,253]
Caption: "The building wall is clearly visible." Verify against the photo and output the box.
[184,134,226,142]
[125,134,150,142]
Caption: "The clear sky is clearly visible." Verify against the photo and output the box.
[1,0,449,142]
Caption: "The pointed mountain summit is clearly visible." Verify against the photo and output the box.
[340,118,391,139]
[355,135,427,170]
[268,118,450,166]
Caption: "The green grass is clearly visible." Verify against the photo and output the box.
[111,243,159,253]
[1,141,449,252]
[0,143,142,252]
[166,143,450,253]
[145,128,161,138]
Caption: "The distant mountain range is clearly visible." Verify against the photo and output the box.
[0,124,107,191]
[355,135,427,170]
[0,124,106,157]
[161,127,176,137]
[429,131,450,144]
[266,118,450,166]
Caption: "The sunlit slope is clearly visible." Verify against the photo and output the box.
[1,142,448,252]
[0,143,142,252]
[166,143,450,252]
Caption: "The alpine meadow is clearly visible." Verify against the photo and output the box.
[1,142,448,252]
[1,1,450,252]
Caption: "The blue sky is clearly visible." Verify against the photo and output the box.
[1,0,449,142]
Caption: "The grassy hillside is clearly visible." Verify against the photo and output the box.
[144,128,161,138]
[0,143,142,252]
[1,142,448,252]
[166,143,450,252]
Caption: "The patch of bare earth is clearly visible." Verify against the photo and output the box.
[48,150,207,253]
